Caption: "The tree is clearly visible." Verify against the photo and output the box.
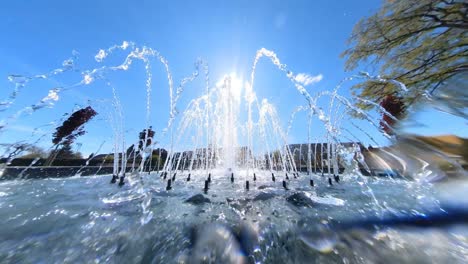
[52,106,98,146]
[154,148,168,161]
[49,144,82,160]
[18,145,47,159]
[47,106,97,165]
[2,143,47,160]
[137,126,155,151]
[342,0,467,114]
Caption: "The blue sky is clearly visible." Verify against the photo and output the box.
[1,0,465,156]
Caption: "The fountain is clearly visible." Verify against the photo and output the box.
[0,42,466,263]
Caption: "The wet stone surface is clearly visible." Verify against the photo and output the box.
[253,192,276,201]
[286,192,317,207]
[185,194,211,204]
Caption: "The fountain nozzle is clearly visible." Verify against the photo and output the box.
[118,176,125,187]
[334,174,340,183]
[204,180,209,193]
[166,179,172,191]
[110,174,118,184]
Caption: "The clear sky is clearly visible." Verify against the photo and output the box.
[1,0,465,157]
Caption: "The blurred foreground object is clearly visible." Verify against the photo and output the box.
[342,0,467,114]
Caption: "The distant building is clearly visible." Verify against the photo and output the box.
[288,142,363,171]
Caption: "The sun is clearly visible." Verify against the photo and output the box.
[217,72,244,102]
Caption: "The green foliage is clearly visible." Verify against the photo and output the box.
[18,145,48,159]
[342,0,467,110]
[49,144,82,160]
[102,155,114,163]
[150,154,162,166]
[2,143,48,160]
